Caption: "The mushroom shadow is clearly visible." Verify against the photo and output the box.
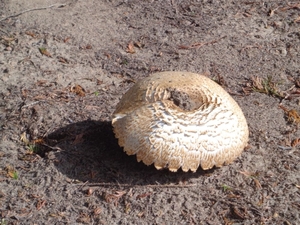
[44,120,215,185]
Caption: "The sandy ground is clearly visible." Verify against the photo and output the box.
[0,0,300,224]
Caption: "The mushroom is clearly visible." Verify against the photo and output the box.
[112,71,249,172]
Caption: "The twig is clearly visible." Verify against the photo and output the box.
[278,145,293,150]
[21,101,43,109]
[0,3,69,22]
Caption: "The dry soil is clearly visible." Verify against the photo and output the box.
[0,0,300,224]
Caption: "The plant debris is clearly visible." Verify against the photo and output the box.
[279,3,300,11]
[279,105,300,125]
[291,138,300,148]
[6,165,18,179]
[239,170,262,189]
[70,84,86,97]
[25,30,37,38]
[39,47,52,57]
[178,36,226,50]
[104,190,126,206]
[126,42,135,54]
[251,76,284,98]
[136,192,152,200]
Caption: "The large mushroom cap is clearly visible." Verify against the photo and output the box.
[112,71,249,172]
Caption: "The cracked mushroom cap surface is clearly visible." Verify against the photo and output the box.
[112,71,249,172]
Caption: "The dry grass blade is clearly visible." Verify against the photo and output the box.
[251,76,283,98]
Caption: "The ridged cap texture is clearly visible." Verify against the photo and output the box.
[112,71,249,172]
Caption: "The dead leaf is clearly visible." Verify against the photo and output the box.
[57,56,69,64]
[70,84,86,97]
[39,47,52,57]
[126,42,135,54]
